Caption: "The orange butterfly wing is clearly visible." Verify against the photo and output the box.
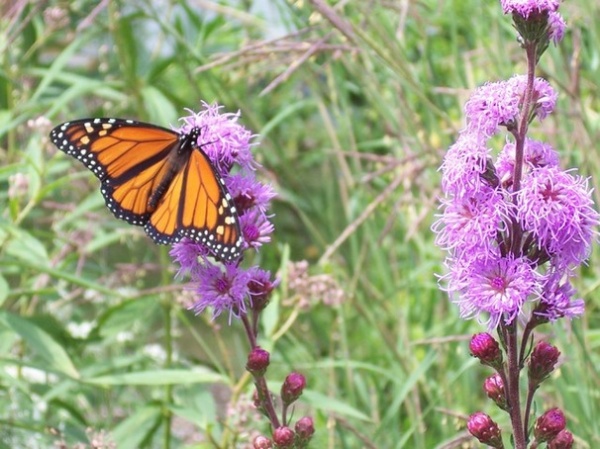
[50,118,243,260]
[146,150,242,259]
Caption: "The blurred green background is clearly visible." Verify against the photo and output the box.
[1,1,599,448]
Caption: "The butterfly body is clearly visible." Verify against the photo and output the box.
[146,129,199,210]
[50,118,243,261]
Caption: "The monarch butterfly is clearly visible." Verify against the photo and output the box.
[49,118,243,261]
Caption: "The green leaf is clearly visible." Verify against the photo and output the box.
[97,298,159,339]
[84,368,227,386]
[110,405,162,449]
[3,226,49,266]
[141,85,177,125]
[302,389,372,422]
[30,36,87,104]
[0,311,79,379]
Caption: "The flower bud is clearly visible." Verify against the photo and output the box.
[249,271,279,312]
[467,412,504,448]
[483,373,508,411]
[253,435,273,449]
[548,429,574,449]
[528,341,560,387]
[281,372,306,405]
[534,408,566,443]
[246,347,270,375]
[294,416,315,442]
[470,333,503,370]
[272,426,295,448]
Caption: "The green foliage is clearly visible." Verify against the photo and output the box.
[1,0,599,448]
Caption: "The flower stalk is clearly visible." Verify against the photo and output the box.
[436,2,595,448]
[169,103,313,447]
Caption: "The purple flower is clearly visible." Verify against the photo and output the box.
[516,167,599,266]
[440,131,490,197]
[191,260,253,322]
[496,138,559,186]
[446,253,539,330]
[240,209,275,250]
[548,12,566,44]
[176,102,257,173]
[528,77,557,120]
[464,76,556,138]
[434,187,511,256]
[228,173,277,215]
[504,76,556,122]
[248,267,279,311]
[535,270,585,321]
[500,0,559,18]
[464,80,521,137]
[169,240,209,278]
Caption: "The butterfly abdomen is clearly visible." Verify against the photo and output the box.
[147,140,192,210]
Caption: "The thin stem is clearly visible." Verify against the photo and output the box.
[510,41,539,256]
[519,320,535,368]
[523,382,538,439]
[504,322,527,449]
[281,403,289,427]
[241,314,281,429]
[512,41,538,194]
[242,313,258,348]
[254,375,281,428]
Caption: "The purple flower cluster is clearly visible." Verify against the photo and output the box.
[500,0,559,18]
[500,0,566,47]
[170,103,278,321]
[456,4,583,448]
[435,75,598,331]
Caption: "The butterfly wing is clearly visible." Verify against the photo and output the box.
[146,148,243,261]
[50,118,243,260]
[50,118,179,225]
